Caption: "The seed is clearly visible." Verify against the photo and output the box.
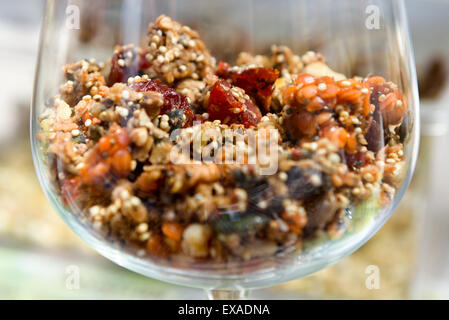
[309,174,322,186]
[122,90,130,100]
[116,106,129,118]
[279,172,288,181]
[363,173,374,182]
[131,128,148,147]
[136,223,148,233]
[317,83,327,91]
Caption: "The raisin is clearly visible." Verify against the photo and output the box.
[217,63,279,111]
[233,171,270,200]
[208,80,262,128]
[130,79,194,127]
[267,196,284,215]
[398,113,410,143]
[286,167,326,198]
[304,194,338,232]
[365,109,384,153]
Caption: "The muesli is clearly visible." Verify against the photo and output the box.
[37,15,408,264]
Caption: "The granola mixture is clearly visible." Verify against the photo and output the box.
[37,16,409,265]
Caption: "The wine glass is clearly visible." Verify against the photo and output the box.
[31,0,419,299]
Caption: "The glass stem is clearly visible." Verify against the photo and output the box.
[206,289,251,300]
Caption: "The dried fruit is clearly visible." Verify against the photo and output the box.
[108,46,152,86]
[344,151,368,170]
[304,194,338,231]
[285,109,318,139]
[130,79,194,127]
[146,233,167,256]
[367,76,408,126]
[365,108,384,153]
[319,125,349,149]
[217,62,279,111]
[207,80,262,127]
[286,167,327,199]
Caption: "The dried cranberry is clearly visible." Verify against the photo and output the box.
[130,79,194,127]
[344,151,368,170]
[217,62,279,111]
[216,61,232,78]
[108,49,152,86]
[207,80,262,128]
[291,149,302,160]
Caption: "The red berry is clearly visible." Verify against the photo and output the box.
[130,79,194,127]
[216,61,232,78]
[208,80,262,128]
[217,63,279,111]
[108,48,152,86]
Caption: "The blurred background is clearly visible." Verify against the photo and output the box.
[1,0,449,299]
